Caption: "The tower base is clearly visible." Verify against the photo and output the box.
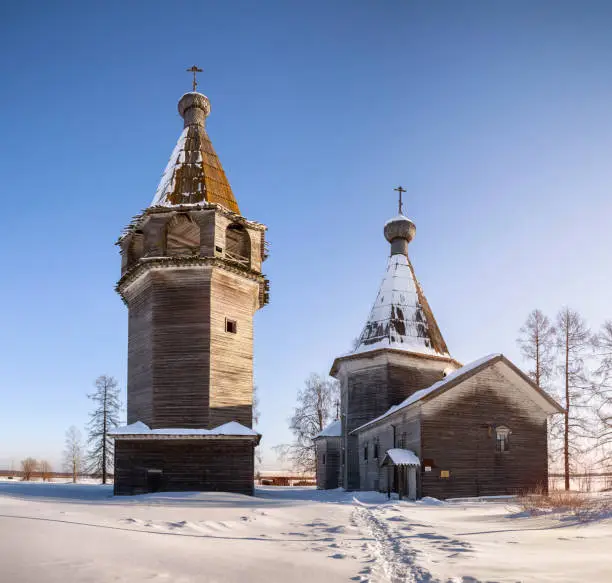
[113,438,256,496]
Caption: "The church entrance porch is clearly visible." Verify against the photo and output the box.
[113,435,257,496]
[381,449,420,500]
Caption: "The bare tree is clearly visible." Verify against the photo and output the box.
[253,385,262,475]
[277,373,340,472]
[592,321,612,454]
[21,457,38,481]
[39,460,53,482]
[517,309,556,388]
[555,307,592,490]
[517,309,562,468]
[87,375,121,484]
[252,385,261,426]
[63,426,84,483]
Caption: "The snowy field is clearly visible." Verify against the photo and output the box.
[0,482,610,583]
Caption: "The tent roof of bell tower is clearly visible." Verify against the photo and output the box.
[150,90,240,214]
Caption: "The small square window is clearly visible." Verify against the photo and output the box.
[225,319,237,334]
[215,246,223,253]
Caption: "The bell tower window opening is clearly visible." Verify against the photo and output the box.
[225,223,251,265]
[225,318,237,334]
[166,214,200,256]
[495,426,511,452]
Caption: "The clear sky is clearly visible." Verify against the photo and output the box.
[1,1,612,471]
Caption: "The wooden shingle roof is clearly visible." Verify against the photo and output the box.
[150,92,240,214]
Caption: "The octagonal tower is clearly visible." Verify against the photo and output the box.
[112,82,268,495]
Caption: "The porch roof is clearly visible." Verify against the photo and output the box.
[381,448,421,467]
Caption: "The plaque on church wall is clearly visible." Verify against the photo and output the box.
[440,470,450,479]
[424,466,432,472]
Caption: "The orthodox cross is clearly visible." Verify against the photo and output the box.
[394,185,407,215]
[187,65,203,92]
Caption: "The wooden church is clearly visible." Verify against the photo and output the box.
[110,73,268,495]
[315,205,563,499]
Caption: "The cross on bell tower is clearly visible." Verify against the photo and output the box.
[187,65,203,92]
[394,185,407,215]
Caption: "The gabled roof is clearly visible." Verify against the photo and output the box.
[313,419,341,439]
[150,92,240,213]
[351,353,564,434]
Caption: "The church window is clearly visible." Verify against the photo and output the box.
[495,426,511,452]
[225,223,251,265]
[225,318,237,334]
[398,432,407,449]
[364,444,368,461]
[373,441,379,459]
[322,454,326,465]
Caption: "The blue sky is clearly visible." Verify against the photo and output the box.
[1,1,612,470]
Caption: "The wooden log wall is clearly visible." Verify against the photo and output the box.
[114,439,255,495]
[420,364,549,499]
[315,437,341,489]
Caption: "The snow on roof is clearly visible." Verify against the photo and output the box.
[109,420,259,438]
[314,420,341,439]
[353,353,502,433]
[151,126,189,207]
[383,448,421,466]
[352,253,450,358]
[148,94,240,213]
[384,214,410,227]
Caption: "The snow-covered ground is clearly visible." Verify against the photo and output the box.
[0,482,610,583]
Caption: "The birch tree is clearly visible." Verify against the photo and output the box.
[277,374,340,472]
[63,426,84,483]
[555,308,592,490]
[87,375,121,484]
